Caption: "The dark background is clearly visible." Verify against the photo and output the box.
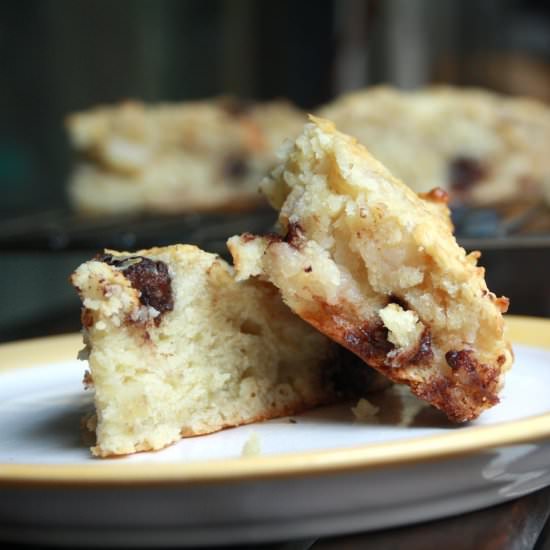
[1,0,550,341]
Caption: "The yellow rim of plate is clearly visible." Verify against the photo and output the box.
[1,315,549,486]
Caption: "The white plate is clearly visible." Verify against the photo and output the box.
[1,316,550,547]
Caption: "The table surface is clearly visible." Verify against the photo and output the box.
[3,486,550,550]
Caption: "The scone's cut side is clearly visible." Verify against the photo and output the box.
[66,99,305,215]
[71,244,336,457]
[228,117,513,423]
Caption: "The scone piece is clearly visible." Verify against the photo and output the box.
[228,117,513,422]
[67,98,305,215]
[71,244,337,457]
[318,86,550,206]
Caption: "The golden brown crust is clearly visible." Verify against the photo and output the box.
[297,298,501,422]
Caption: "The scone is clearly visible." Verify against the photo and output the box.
[318,86,550,206]
[67,98,305,215]
[71,244,359,457]
[228,117,513,422]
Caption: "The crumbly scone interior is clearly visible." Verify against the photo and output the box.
[228,117,513,422]
[72,245,335,457]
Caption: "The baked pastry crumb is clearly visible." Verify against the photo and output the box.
[351,398,380,422]
[241,432,262,457]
